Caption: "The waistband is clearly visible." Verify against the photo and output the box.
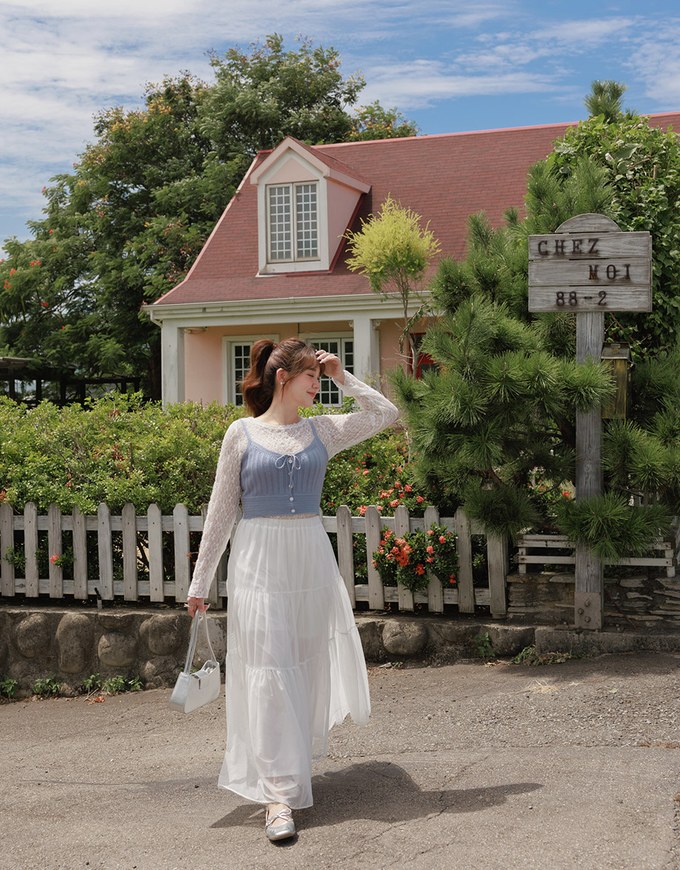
[241,493,322,519]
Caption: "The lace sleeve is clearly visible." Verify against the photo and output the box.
[313,371,400,458]
[187,420,245,599]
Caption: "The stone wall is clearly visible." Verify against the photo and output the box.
[0,609,225,697]
[0,607,535,697]
[507,572,680,627]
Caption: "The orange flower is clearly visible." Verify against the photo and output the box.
[415,564,425,575]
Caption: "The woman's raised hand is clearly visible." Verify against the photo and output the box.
[315,349,343,383]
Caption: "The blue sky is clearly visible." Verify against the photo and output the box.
[1,0,678,249]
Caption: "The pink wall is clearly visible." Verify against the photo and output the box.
[327,179,361,258]
[266,155,317,184]
[184,329,224,404]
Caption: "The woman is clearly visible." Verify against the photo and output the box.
[186,338,398,842]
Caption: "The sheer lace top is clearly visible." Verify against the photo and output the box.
[187,371,399,599]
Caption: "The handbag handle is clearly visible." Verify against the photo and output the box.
[183,612,218,673]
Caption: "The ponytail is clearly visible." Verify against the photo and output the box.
[242,340,277,416]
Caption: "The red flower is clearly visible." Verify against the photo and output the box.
[389,498,400,508]
[40,300,49,308]
[404,484,413,493]
[49,554,60,565]
[416,495,425,503]
[358,505,367,516]
[439,535,446,544]
[426,545,434,554]
[427,529,434,536]
[415,564,425,575]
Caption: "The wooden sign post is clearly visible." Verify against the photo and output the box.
[528,214,652,630]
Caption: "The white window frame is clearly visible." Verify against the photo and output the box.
[223,334,279,406]
[255,153,331,275]
[300,333,354,406]
[265,181,320,265]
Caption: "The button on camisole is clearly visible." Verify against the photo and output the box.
[240,419,328,518]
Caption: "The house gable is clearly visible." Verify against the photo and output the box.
[249,137,371,275]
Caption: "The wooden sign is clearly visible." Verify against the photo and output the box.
[527,214,654,631]
[528,222,652,313]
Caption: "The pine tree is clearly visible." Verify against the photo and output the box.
[394,99,679,557]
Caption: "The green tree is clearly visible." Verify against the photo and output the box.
[199,34,365,155]
[393,98,679,555]
[584,80,627,122]
[347,102,419,141]
[345,196,440,359]
[0,36,417,397]
[549,113,680,357]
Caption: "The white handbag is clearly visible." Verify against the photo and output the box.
[169,612,221,713]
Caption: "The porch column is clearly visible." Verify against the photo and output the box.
[352,315,380,383]
[161,322,185,406]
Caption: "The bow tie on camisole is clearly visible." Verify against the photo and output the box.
[239,420,328,518]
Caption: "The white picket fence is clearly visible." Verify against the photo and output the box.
[0,502,510,616]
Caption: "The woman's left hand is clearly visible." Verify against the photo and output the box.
[316,349,343,383]
[186,596,209,617]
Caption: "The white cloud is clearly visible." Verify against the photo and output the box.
[362,61,552,108]
[0,2,677,250]
[625,24,680,107]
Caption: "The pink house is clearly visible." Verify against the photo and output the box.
[147,114,680,406]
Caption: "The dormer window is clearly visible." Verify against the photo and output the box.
[267,182,319,263]
[251,137,371,276]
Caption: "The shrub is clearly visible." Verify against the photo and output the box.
[0,394,423,519]
[32,676,61,697]
[372,523,458,593]
[0,677,18,700]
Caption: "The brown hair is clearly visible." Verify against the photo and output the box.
[241,338,323,417]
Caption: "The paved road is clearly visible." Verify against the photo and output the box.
[2,652,680,870]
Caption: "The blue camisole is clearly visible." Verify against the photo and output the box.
[239,419,329,518]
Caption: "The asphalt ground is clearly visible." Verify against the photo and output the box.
[2,651,680,870]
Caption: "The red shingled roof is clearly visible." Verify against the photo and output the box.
[155,114,680,306]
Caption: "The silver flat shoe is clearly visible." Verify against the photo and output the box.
[265,806,296,842]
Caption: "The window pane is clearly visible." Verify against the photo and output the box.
[312,339,340,405]
[232,343,252,406]
[295,183,318,259]
[343,340,354,374]
[268,186,292,262]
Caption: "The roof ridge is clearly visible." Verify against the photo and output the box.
[313,112,680,149]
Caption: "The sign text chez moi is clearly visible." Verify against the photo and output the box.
[527,230,652,313]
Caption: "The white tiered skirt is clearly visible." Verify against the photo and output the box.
[218,515,370,809]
